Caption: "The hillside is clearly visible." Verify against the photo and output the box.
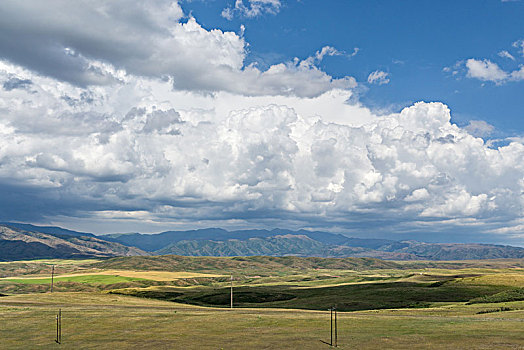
[105,228,524,261]
[0,225,147,261]
[92,254,403,272]
[0,222,95,238]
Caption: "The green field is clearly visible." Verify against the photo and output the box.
[0,256,523,349]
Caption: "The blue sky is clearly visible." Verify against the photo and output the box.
[0,0,523,245]
[185,0,524,134]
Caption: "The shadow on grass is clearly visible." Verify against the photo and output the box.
[109,280,512,312]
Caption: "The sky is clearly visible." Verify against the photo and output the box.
[0,0,523,245]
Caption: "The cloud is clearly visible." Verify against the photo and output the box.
[513,39,524,57]
[510,65,524,80]
[367,70,390,85]
[463,58,524,83]
[3,77,32,91]
[349,48,360,57]
[301,46,359,67]
[0,1,350,98]
[315,46,342,61]
[222,0,281,20]
[463,120,495,138]
[465,59,508,82]
[498,50,515,61]
[1,61,524,243]
[452,40,524,84]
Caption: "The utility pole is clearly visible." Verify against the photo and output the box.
[55,309,62,344]
[329,306,338,347]
[230,274,233,309]
[330,307,333,346]
[51,265,54,293]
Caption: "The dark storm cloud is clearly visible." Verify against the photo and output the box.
[0,1,353,97]
[0,1,182,86]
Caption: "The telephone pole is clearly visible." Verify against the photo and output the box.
[329,306,338,347]
[330,307,333,346]
[55,309,62,344]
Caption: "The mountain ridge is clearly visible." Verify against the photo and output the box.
[2,223,523,261]
[103,227,524,261]
[0,224,147,261]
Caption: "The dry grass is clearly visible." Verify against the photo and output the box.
[457,273,524,287]
[1,270,225,282]
[0,292,523,349]
[0,257,523,349]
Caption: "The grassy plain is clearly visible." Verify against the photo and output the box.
[1,292,523,349]
[0,256,523,349]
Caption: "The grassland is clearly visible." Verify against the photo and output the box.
[1,292,523,349]
[0,256,523,349]
[1,274,147,285]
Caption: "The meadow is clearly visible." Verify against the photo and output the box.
[0,256,523,349]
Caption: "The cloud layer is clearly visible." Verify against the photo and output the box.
[0,1,523,244]
[1,59,524,242]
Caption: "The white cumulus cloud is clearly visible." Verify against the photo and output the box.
[465,59,508,82]
[463,120,495,138]
[465,59,524,83]
[1,61,524,243]
[452,40,524,84]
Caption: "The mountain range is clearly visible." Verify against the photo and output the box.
[1,223,523,261]
[103,228,524,261]
[0,224,146,261]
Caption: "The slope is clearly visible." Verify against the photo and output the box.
[0,225,147,261]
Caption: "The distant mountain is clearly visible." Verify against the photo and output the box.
[2,223,523,261]
[104,228,524,260]
[156,235,361,257]
[0,222,95,238]
[104,228,399,251]
[0,224,147,261]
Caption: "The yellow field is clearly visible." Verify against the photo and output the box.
[0,270,225,282]
[458,273,524,287]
